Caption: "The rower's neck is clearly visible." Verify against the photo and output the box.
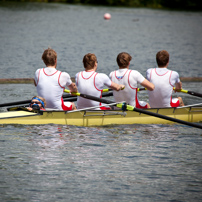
[47,65,56,69]
[85,69,95,72]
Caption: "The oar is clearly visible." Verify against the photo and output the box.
[64,89,202,129]
[0,99,33,108]
[63,91,113,102]
[0,90,114,108]
[174,88,202,98]
[0,93,78,108]
[102,87,146,92]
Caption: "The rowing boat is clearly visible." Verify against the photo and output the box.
[0,104,202,126]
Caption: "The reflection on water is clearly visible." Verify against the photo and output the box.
[0,2,202,201]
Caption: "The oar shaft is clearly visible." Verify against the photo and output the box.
[0,99,32,107]
[187,91,202,98]
[174,88,202,98]
[116,104,202,129]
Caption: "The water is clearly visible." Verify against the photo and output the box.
[0,2,202,78]
[1,124,202,201]
[0,2,202,201]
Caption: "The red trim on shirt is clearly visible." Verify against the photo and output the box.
[94,73,102,92]
[115,69,128,80]
[81,71,95,79]
[43,68,58,76]
[128,70,136,89]
[58,72,64,89]
[154,68,169,76]
[169,71,174,87]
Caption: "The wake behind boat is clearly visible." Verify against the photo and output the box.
[0,104,202,127]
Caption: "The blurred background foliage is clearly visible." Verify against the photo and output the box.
[0,0,202,10]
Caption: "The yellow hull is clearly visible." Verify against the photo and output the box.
[0,106,202,126]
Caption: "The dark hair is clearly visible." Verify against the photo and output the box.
[116,52,132,68]
[83,53,97,69]
[156,50,169,67]
[42,48,57,66]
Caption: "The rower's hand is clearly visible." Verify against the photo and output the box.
[173,87,181,93]
[70,91,77,95]
[119,85,125,91]
[26,107,33,111]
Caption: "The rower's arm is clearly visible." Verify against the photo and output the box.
[174,81,182,92]
[110,82,125,91]
[140,79,155,91]
[175,81,182,90]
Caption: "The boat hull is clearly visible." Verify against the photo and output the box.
[0,106,202,126]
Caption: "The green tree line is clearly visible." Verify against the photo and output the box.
[1,0,202,10]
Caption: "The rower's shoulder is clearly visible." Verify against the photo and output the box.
[146,68,154,73]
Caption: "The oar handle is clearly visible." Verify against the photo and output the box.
[173,88,202,98]
[64,89,79,95]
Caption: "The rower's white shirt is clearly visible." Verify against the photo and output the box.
[109,69,145,107]
[146,67,180,108]
[35,67,72,109]
[75,71,112,109]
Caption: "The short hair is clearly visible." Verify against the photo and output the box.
[42,48,57,66]
[83,53,97,69]
[116,52,132,68]
[156,50,169,67]
[32,96,46,107]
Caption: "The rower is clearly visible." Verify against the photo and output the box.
[109,52,154,108]
[34,48,77,111]
[146,50,184,108]
[75,53,125,110]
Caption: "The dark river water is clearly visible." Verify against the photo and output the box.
[0,2,202,202]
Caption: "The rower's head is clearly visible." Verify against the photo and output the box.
[83,53,98,71]
[156,50,169,68]
[42,48,57,67]
[116,52,132,69]
[30,96,46,110]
